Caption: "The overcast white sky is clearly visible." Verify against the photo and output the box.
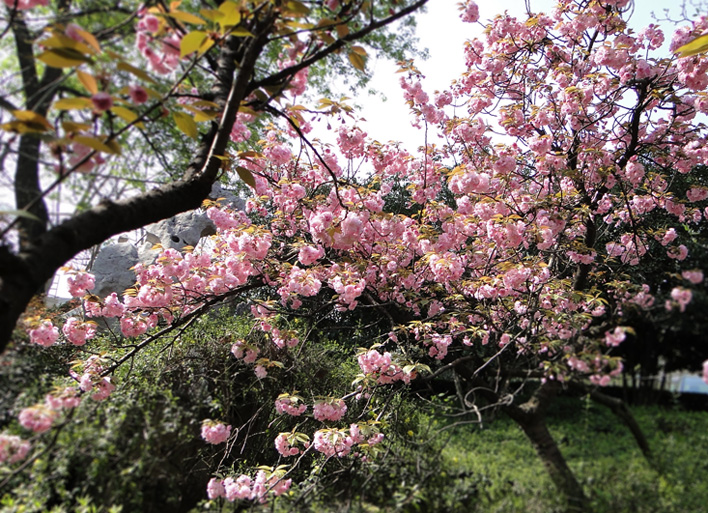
[345,0,692,146]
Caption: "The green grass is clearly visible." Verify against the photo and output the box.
[427,397,708,513]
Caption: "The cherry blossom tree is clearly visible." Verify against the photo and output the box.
[4,0,708,512]
[0,0,428,351]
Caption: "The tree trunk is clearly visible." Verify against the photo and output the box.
[503,382,592,513]
[512,412,592,513]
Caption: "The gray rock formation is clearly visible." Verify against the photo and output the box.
[91,242,139,298]
[87,183,244,299]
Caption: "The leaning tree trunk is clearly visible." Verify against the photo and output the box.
[503,382,592,513]
[452,365,592,512]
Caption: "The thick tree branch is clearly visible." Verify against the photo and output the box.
[0,14,276,352]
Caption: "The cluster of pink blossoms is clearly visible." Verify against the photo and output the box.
[207,471,291,503]
[135,12,182,74]
[667,287,693,313]
[0,434,30,464]
[71,356,116,401]
[18,386,81,435]
[357,349,415,385]
[26,272,100,347]
[28,320,60,347]
[312,398,347,422]
[274,394,307,416]
[67,270,95,297]
[460,0,479,23]
[311,424,384,458]
[85,292,125,318]
[18,405,56,434]
[201,420,232,445]
[61,317,97,346]
[3,0,47,10]
[274,432,303,457]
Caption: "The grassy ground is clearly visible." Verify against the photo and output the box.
[431,397,708,513]
[265,394,708,513]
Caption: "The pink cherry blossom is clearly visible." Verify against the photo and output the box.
[61,317,97,346]
[91,377,116,401]
[668,287,692,312]
[91,92,114,112]
[129,85,149,104]
[687,187,708,202]
[254,365,267,379]
[3,0,48,10]
[138,14,160,34]
[275,395,307,416]
[682,270,704,284]
[67,271,95,297]
[313,428,353,457]
[18,405,57,433]
[313,398,347,422]
[207,477,226,499]
[298,245,325,265]
[45,388,81,410]
[201,420,232,444]
[275,433,301,457]
[604,327,626,347]
[28,320,59,347]
[0,434,30,464]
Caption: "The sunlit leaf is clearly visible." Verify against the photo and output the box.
[192,100,220,110]
[316,17,336,28]
[74,134,121,154]
[676,33,708,57]
[38,49,91,68]
[180,30,208,57]
[173,111,198,138]
[348,51,366,72]
[236,166,256,188]
[238,150,263,159]
[320,32,335,45]
[336,23,349,38]
[62,120,92,133]
[285,0,310,15]
[54,97,92,110]
[41,34,93,56]
[182,103,220,121]
[116,62,157,84]
[199,8,221,22]
[217,0,241,27]
[11,110,53,131]
[166,10,206,25]
[198,37,215,55]
[194,110,220,122]
[0,209,40,221]
[76,70,98,95]
[111,106,144,128]
[230,27,254,37]
[75,28,101,54]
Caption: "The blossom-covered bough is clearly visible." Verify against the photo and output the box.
[4,0,708,511]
